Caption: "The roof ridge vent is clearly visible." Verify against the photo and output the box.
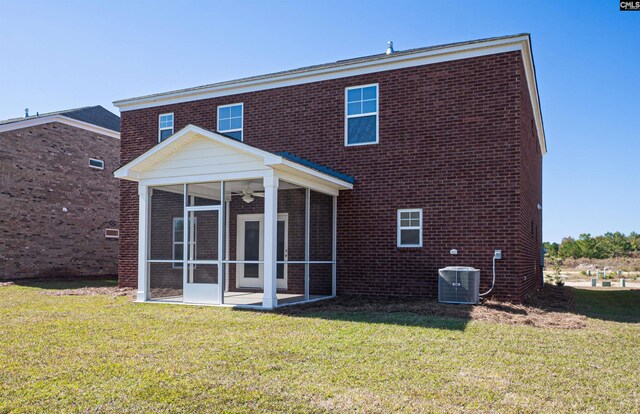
[386,41,395,55]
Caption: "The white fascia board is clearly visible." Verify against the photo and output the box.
[273,159,353,190]
[138,170,268,187]
[273,170,340,197]
[520,41,547,154]
[115,37,527,111]
[114,126,198,179]
[0,115,120,139]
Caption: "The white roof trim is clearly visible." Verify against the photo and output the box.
[113,34,545,154]
[0,115,120,139]
[114,124,353,190]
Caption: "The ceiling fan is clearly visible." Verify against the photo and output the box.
[233,188,265,203]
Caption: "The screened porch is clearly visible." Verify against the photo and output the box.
[114,125,353,309]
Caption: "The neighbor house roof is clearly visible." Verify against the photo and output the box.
[112,33,546,154]
[0,106,120,138]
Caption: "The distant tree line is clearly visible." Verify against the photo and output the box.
[544,232,640,259]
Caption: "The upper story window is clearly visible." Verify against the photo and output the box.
[345,84,378,146]
[158,113,174,142]
[89,158,104,170]
[217,103,243,141]
[397,209,423,248]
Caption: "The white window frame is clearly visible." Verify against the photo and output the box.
[344,83,379,146]
[397,208,423,248]
[172,216,196,268]
[217,103,243,141]
[89,158,104,170]
[158,113,174,142]
[104,228,119,238]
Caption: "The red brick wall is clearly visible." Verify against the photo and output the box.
[517,57,544,300]
[0,122,119,279]
[119,50,542,302]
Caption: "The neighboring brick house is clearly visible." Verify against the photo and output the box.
[0,106,121,279]
[114,34,546,308]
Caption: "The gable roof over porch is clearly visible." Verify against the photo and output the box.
[114,125,353,195]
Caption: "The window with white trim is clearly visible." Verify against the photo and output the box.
[345,84,378,145]
[217,103,243,141]
[397,209,422,247]
[172,217,196,268]
[105,228,119,238]
[89,158,104,170]
[158,113,174,142]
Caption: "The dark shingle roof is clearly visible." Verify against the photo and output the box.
[0,105,120,132]
[62,106,120,132]
[276,151,355,184]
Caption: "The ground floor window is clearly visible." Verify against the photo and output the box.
[172,217,196,268]
[397,209,423,247]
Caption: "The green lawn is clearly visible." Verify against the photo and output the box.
[1,281,639,413]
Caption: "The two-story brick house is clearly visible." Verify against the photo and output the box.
[0,106,120,279]
[114,34,546,308]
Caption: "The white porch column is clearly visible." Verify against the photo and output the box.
[137,184,149,302]
[304,188,310,301]
[262,175,279,309]
[332,195,337,297]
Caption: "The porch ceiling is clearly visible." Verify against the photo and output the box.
[114,124,353,195]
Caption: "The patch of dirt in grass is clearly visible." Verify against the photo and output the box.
[41,287,135,297]
[0,282,15,287]
[278,285,587,329]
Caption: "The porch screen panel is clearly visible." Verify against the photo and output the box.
[188,209,219,262]
[278,182,306,293]
[225,179,265,293]
[148,185,185,299]
[187,182,222,206]
[189,264,218,284]
[149,263,184,300]
[149,185,185,261]
[309,190,333,261]
[309,263,332,297]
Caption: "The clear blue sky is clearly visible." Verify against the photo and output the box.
[1,0,638,243]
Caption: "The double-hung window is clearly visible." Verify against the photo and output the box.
[173,217,196,268]
[345,84,378,145]
[158,113,174,142]
[217,103,243,141]
[397,209,423,247]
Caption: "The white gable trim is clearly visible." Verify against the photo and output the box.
[0,115,120,139]
[113,35,545,154]
[114,124,353,191]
